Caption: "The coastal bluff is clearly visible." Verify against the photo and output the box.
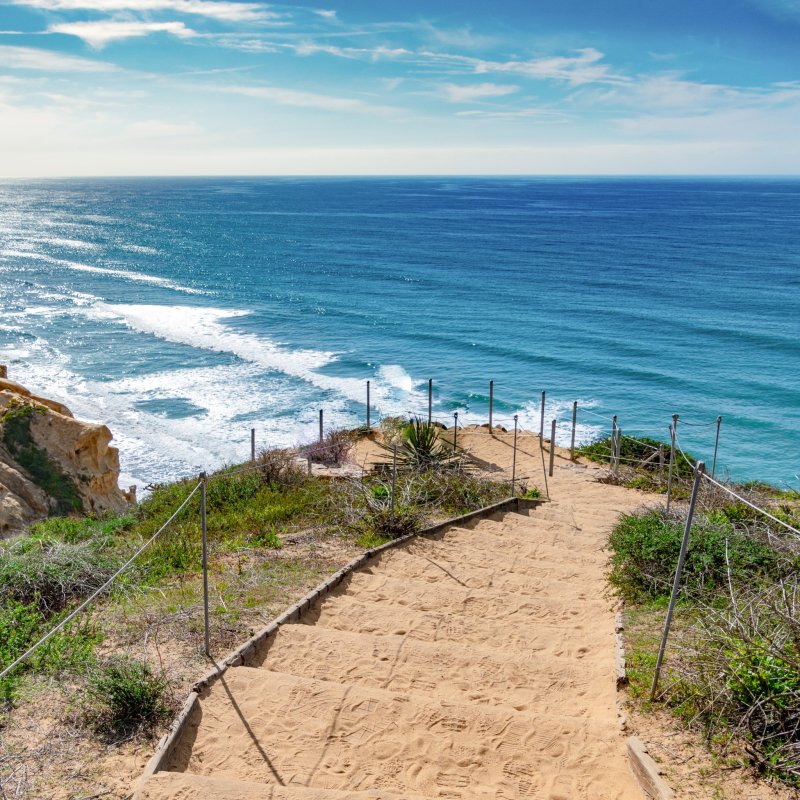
[0,365,131,538]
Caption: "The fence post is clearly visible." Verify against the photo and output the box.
[453,412,458,452]
[200,472,210,658]
[548,419,556,477]
[428,379,432,425]
[614,428,622,477]
[711,415,722,479]
[611,415,617,467]
[512,414,518,495]
[651,461,705,699]
[366,380,371,430]
[539,390,546,447]
[307,456,312,475]
[391,442,397,518]
[250,428,256,463]
[319,409,324,444]
[666,415,678,515]
[570,401,577,460]
[489,380,494,433]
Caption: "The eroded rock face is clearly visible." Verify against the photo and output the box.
[0,369,131,538]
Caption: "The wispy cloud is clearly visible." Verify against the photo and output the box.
[9,0,272,22]
[441,82,518,103]
[0,44,113,71]
[293,41,411,60]
[49,20,197,48]
[218,83,399,115]
[474,48,627,86]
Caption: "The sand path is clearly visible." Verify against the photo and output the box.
[136,431,653,800]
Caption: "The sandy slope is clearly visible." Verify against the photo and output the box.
[137,430,655,800]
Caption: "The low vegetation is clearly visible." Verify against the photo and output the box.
[609,469,800,785]
[578,433,695,495]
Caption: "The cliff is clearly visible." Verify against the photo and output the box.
[0,365,132,538]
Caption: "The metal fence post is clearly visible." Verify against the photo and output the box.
[428,379,432,424]
[366,380,371,429]
[453,411,458,452]
[319,409,324,444]
[570,401,577,460]
[489,380,494,433]
[711,415,722,479]
[250,428,256,463]
[666,415,678,514]
[539,390,546,447]
[611,415,617,467]
[548,419,556,477]
[614,428,622,477]
[200,472,210,657]
[651,461,705,699]
[512,414,518,495]
[391,442,397,518]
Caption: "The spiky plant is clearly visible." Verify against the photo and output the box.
[381,417,463,472]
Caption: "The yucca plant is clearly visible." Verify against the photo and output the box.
[381,417,464,472]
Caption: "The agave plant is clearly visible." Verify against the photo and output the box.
[381,417,463,471]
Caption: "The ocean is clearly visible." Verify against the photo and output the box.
[0,176,797,490]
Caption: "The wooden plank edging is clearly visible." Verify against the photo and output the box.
[627,736,676,799]
[136,495,543,786]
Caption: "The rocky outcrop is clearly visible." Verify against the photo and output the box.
[0,367,131,539]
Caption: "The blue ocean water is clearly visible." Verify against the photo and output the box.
[0,177,797,490]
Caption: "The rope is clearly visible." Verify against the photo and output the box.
[0,481,203,682]
[699,473,800,541]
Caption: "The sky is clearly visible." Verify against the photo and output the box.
[0,0,799,175]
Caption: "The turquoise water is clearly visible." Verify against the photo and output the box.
[0,177,797,489]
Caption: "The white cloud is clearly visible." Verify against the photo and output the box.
[441,82,518,103]
[49,20,197,48]
[10,0,272,22]
[475,48,627,87]
[0,44,113,71]
[313,9,336,19]
[294,41,411,60]
[219,84,399,115]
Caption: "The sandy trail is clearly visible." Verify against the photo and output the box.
[137,431,654,800]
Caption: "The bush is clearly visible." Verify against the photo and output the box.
[302,428,355,466]
[88,656,170,733]
[253,447,305,487]
[382,417,463,471]
[663,578,800,784]
[607,509,789,603]
[0,601,99,705]
[0,536,120,613]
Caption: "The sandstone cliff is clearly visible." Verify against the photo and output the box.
[0,365,131,538]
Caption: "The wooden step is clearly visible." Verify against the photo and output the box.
[136,772,430,800]
[370,545,604,598]
[168,667,632,799]
[253,624,614,717]
[342,572,607,624]
[305,593,613,647]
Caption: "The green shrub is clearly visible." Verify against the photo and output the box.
[607,510,788,603]
[88,656,170,733]
[0,601,99,704]
[382,417,463,472]
[0,537,120,613]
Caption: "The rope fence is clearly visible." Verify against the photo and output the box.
[4,374,795,710]
[0,480,203,683]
